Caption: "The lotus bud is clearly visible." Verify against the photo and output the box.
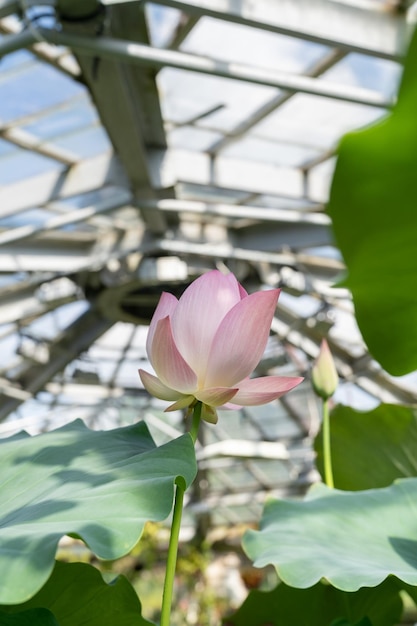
[312,339,339,400]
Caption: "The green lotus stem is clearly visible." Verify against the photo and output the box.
[160,402,202,626]
[322,398,334,488]
[160,480,185,626]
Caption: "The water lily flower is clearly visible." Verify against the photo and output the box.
[139,270,303,423]
[311,339,339,400]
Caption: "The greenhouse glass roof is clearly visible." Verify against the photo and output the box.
[0,0,415,525]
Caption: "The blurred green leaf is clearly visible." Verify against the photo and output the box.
[330,619,372,626]
[0,420,196,604]
[243,478,417,591]
[314,404,417,490]
[224,579,401,626]
[0,561,153,626]
[0,608,59,626]
[327,28,417,375]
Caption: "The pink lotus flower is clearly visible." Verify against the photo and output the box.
[139,270,303,423]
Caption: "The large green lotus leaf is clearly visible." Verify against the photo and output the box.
[224,578,401,626]
[327,28,417,375]
[0,419,196,604]
[1,561,153,626]
[314,404,417,490]
[243,478,417,591]
[0,609,60,626]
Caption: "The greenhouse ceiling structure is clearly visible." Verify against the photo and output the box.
[0,0,416,526]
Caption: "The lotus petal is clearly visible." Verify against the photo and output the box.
[201,404,218,424]
[147,292,178,366]
[232,376,304,405]
[238,282,249,298]
[165,396,195,412]
[195,386,238,407]
[171,271,243,380]
[205,289,280,387]
[138,369,184,401]
[151,317,197,393]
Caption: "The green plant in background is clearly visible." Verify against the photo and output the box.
[2,20,417,626]
[326,32,417,377]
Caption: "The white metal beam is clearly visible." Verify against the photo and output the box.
[236,221,331,251]
[0,153,128,216]
[155,237,344,275]
[0,94,88,135]
[138,198,328,224]
[0,190,132,247]
[1,127,79,166]
[0,16,80,77]
[196,440,289,461]
[0,280,78,325]
[0,27,36,55]
[0,247,92,273]
[147,148,305,198]
[38,28,394,108]
[0,227,338,276]
[149,0,410,61]
[45,382,124,399]
[139,197,332,248]
[0,223,331,274]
